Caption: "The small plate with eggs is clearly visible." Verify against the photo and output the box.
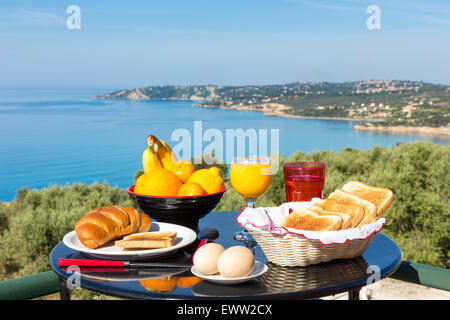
[192,243,268,285]
[191,261,268,285]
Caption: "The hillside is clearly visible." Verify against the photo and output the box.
[95,80,450,130]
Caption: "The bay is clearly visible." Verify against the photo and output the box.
[0,88,448,202]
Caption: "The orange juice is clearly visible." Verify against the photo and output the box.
[230,162,272,199]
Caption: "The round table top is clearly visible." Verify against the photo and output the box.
[50,211,403,300]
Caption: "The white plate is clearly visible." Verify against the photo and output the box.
[191,261,268,285]
[63,222,197,260]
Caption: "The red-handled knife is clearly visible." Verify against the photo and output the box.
[59,258,192,268]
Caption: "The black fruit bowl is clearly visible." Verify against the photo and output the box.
[127,185,227,232]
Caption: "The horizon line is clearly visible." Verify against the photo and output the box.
[1,78,449,91]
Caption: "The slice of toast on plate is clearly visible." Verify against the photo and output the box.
[115,231,177,249]
[115,238,175,249]
[122,231,177,241]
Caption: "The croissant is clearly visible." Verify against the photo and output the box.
[75,206,151,249]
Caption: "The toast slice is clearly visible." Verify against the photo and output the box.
[280,207,342,231]
[115,238,174,249]
[328,189,377,227]
[122,231,177,241]
[115,231,177,249]
[308,204,353,229]
[312,198,364,228]
[341,180,393,215]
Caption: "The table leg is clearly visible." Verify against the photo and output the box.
[58,278,71,300]
[348,287,361,300]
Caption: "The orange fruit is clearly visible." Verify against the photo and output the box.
[187,168,224,194]
[177,182,207,197]
[134,168,183,196]
[176,276,203,288]
[139,277,178,292]
[171,160,195,183]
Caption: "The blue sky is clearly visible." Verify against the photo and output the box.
[0,0,449,88]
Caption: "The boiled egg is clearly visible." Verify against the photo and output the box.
[217,246,255,278]
[193,242,225,275]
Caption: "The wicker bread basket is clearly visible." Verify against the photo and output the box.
[248,228,377,267]
[237,202,386,267]
[260,257,369,293]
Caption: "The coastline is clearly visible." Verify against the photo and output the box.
[194,102,381,122]
[98,94,450,138]
[354,124,450,137]
[94,80,449,139]
[195,102,450,137]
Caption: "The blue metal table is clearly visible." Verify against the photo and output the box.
[49,211,403,300]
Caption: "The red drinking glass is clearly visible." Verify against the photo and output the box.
[283,161,326,202]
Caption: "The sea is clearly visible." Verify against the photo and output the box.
[0,88,448,202]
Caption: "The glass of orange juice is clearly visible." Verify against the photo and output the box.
[230,156,272,251]
[230,156,272,208]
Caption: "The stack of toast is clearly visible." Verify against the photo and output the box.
[115,231,177,249]
[281,180,393,231]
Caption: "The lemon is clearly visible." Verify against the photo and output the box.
[207,167,221,177]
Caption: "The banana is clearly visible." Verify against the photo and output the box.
[142,135,163,173]
[159,139,179,165]
[149,135,178,170]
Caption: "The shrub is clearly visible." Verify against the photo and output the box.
[0,182,133,278]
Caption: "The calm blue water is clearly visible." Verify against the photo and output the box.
[0,88,448,202]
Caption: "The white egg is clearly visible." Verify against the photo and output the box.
[217,246,255,278]
[193,242,225,275]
